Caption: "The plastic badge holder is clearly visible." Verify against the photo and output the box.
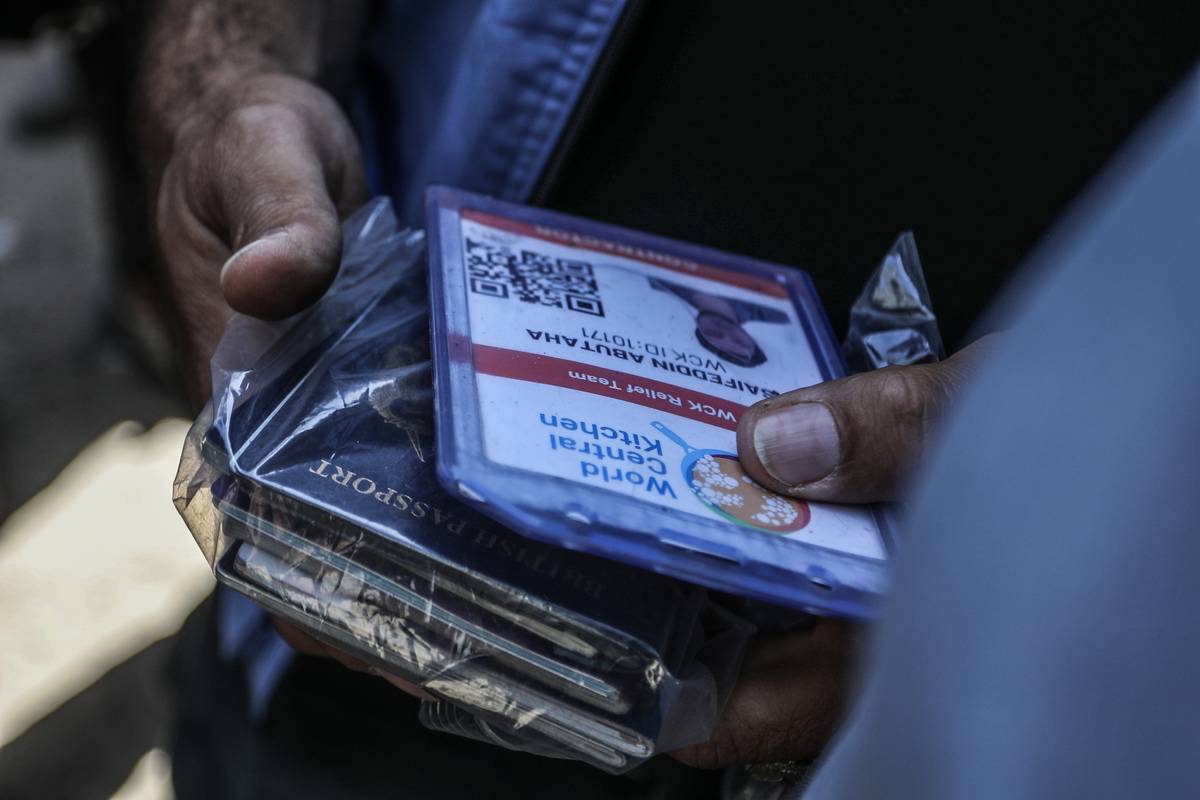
[427,188,896,619]
[174,198,750,772]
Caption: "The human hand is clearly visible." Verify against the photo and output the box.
[146,71,371,665]
[738,337,993,502]
[672,619,857,768]
[272,614,433,699]
[148,73,366,403]
[674,339,992,768]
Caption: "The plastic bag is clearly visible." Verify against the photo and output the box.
[173,198,752,773]
[843,231,944,371]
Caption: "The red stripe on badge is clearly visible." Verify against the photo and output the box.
[460,208,789,299]
[472,344,747,431]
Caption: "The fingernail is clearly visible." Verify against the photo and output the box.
[752,402,840,486]
[220,232,288,282]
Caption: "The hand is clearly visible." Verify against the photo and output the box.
[738,337,993,502]
[148,71,370,666]
[674,340,992,768]
[150,73,366,403]
[672,619,857,769]
[272,615,433,699]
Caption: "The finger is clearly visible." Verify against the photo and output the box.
[197,102,362,318]
[671,620,857,769]
[153,159,234,404]
[737,337,993,503]
[272,619,433,700]
[273,617,338,657]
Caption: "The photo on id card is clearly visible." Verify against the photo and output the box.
[427,187,894,616]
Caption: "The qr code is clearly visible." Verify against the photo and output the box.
[463,237,604,316]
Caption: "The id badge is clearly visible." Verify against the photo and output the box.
[428,188,894,618]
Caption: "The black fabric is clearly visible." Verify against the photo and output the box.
[545,1,1200,349]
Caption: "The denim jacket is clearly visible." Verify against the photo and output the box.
[353,0,630,224]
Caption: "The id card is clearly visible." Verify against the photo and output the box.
[428,188,893,617]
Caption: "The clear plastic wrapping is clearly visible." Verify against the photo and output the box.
[843,231,944,371]
[173,198,752,772]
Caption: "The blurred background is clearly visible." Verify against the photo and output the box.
[0,4,212,798]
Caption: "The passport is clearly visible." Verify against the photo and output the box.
[202,249,743,770]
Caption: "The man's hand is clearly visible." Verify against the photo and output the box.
[140,0,367,403]
[675,339,992,768]
[150,74,365,402]
[141,1,370,662]
[152,74,383,678]
[673,619,857,769]
[739,338,993,503]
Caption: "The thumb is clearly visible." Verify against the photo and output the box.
[207,105,357,319]
[737,337,992,503]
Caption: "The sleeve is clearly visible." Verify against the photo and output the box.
[802,69,1200,800]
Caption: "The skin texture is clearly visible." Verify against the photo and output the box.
[738,337,995,503]
[140,0,371,676]
[672,619,859,769]
[140,0,993,771]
